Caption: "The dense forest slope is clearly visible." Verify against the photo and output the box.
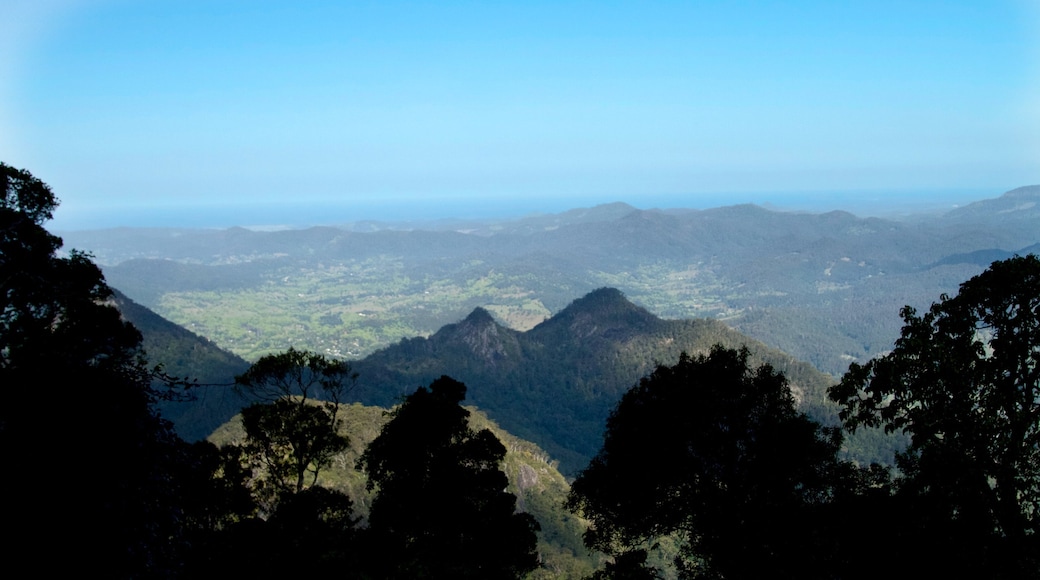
[128,286,891,475]
[112,290,251,441]
[65,186,1040,376]
[349,288,886,474]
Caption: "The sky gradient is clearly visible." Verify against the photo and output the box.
[3,0,1038,229]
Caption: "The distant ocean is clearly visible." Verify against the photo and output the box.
[50,188,995,231]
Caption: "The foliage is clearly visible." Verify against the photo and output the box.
[208,400,601,577]
[1,162,142,376]
[830,254,1040,577]
[188,485,360,577]
[233,348,355,507]
[111,288,252,441]
[0,162,195,576]
[567,346,860,579]
[238,398,350,505]
[466,408,605,579]
[235,345,357,404]
[359,376,541,579]
[587,550,662,580]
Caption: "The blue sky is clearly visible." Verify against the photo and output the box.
[2,0,1038,228]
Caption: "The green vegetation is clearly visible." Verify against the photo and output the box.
[209,398,601,578]
[232,349,355,508]
[567,346,877,579]
[831,255,1040,577]
[151,257,561,362]
[360,376,540,579]
[78,188,1040,377]
[349,288,882,476]
[8,163,1040,578]
[0,162,200,575]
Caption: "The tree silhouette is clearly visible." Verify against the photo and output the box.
[0,162,192,576]
[189,484,360,577]
[568,346,858,579]
[359,376,540,579]
[831,255,1040,577]
[233,348,355,509]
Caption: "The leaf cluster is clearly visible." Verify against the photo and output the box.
[0,162,203,576]
[830,254,1040,576]
[568,346,858,579]
[359,376,541,579]
[231,348,356,509]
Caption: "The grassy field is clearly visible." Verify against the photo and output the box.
[150,255,745,363]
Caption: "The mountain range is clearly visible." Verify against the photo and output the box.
[127,286,896,477]
[63,186,1040,378]
[348,287,865,474]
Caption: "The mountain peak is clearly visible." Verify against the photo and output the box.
[942,185,1040,224]
[533,287,661,340]
[431,307,519,368]
[569,287,630,309]
[463,306,496,325]
[1003,185,1040,199]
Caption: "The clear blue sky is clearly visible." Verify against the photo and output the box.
[2,0,1038,228]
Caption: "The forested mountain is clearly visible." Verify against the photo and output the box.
[13,160,1037,578]
[112,290,252,441]
[130,285,890,475]
[63,186,1040,376]
[347,288,888,475]
[106,290,598,575]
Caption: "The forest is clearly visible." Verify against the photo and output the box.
[2,162,1039,578]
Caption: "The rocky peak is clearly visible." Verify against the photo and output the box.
[436,307,517,368]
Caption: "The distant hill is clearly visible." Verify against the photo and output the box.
[941,185,1040,225]
[66,186,1040,377]
[349,288,887,475]
[931,186,1040,255]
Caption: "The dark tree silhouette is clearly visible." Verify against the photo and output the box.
[831,255,1040,578]
[0,162,193,576]
[567,346,860,579]
[233,348,355,509]
[359,376,540,579]
[189,484,360,577]
[235,346,357,405]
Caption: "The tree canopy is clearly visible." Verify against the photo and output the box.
[0,162,195,576]
[235,346,357,404]
[359,376,540,579]
[233,348,356,508]
[831,254,1040,577]
[567,346,860,579]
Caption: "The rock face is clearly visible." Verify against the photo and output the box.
[447,307,518,368]
[516,463,540,491]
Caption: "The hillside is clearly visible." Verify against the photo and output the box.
[118,281,899,576]
[115,290,602,575]
[126,283,896,475]
[112,290,252,441]
[209,402,603,579]
[349,288,891,475]
[63,186,1040,376]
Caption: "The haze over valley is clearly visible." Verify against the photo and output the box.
[63,185,1040,380]
[4,1,1040,576]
